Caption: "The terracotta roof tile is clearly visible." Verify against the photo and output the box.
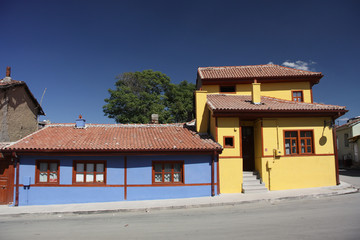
[198,64,323,80]
[4,123,222,153]
[207,94,347,113]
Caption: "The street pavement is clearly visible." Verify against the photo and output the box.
[0,171,358,216]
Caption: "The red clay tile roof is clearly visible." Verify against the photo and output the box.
[4,123,222,153]
[198,64,323,80]
[207,94,347,115]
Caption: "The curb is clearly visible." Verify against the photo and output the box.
[1,186,358,217]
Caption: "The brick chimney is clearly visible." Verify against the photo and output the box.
[2,66,12,82]
[252,79,261,104]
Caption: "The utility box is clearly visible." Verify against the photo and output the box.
[273,149,282,156]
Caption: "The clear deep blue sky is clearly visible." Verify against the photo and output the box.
[1,0,359,124]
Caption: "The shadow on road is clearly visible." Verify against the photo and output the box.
[339,169,360,177]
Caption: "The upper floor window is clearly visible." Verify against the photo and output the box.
[35,160,59,184]
[292,91,303,102]
[344,133,349,147]
[284,130,314,155]
[73,161,106,184]
[220,85,236,93]
[153,161,184,184]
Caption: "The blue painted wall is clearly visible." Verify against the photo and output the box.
[15,154,218,205]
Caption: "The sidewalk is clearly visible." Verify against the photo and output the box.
[0,181,358,217]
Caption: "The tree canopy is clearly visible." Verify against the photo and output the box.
[103,70,195,124]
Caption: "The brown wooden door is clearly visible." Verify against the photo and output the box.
[0,160,12,204]
[242,126,255,171]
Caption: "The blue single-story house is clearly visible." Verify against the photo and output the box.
[1,120,222,206]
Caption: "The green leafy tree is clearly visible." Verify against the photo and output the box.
[165,80,195,123]
[103,70,195,124]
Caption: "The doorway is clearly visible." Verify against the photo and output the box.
[242,126,255,171]
[0,160,13,205]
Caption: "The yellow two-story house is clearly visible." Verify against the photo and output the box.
[195,64,347,194]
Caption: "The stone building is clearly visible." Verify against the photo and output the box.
[0,67,45,142]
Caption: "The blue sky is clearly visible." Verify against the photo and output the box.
[1,0,359,125]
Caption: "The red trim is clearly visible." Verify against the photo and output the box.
[262,153,335,158]
[219,156,242,159]
[15,157,19,207]
[19,183,215,188]
[128,183,212,187]
[152,161,184,185]
[239,119,242,158]
[332,124,340,185]
[72,160,107,185]
[201,75,322,85]
[211,152,215,196]
[8,149,222,156]
[223,136,235,148]
[215,117,218,141]
[291,90,304,102]
[124,156,127,200]
[216,153,220,195]
[35,160,60,185]
[261,120,264,157]
[283,129,315,156]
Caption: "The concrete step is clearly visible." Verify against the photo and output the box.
[242,171,268,194]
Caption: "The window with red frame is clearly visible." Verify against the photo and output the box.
[73,161,106,184]
[153,161,183,184]
[284,130,313,155]
[36,160,59,184]
[292,91,303,102]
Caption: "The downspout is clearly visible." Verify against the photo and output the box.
[211,151,215,196]
[13,152,19,206]
[332,119,340,185]
[124,156,127,200]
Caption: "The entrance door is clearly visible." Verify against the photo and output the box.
[0,160,12,204]
[242,126,255,171]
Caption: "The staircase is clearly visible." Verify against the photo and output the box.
[242,171,268,193]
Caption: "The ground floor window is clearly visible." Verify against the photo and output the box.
[284,130,314,155]
[73,161,106,184]
[152,161,184,184]
[35,160,59,184]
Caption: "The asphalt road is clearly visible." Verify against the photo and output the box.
[1,192,360,240]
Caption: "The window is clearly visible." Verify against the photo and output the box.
[73,161,106,184]
[344,133,349,147]
[224,136,234,148]
[35,160,59,184]
[153,161,183,184]
[284,130,314,155]
[292,91,303,102]
[220,85,236,93]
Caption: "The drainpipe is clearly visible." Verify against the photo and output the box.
[13,152,19,206]
[211,151,215,196]
[332,119,340,185]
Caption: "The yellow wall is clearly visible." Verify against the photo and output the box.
[217,117,242,193]
[209,115,216,140]
[201,82,312,103]
[219,158,242,193]
[217,117,240,157]
[195,90,209,133]
[260,117,336,190]
[264,156,336,190]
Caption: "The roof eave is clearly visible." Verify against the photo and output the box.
[211,109,348,118]
[2,148,223,156]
